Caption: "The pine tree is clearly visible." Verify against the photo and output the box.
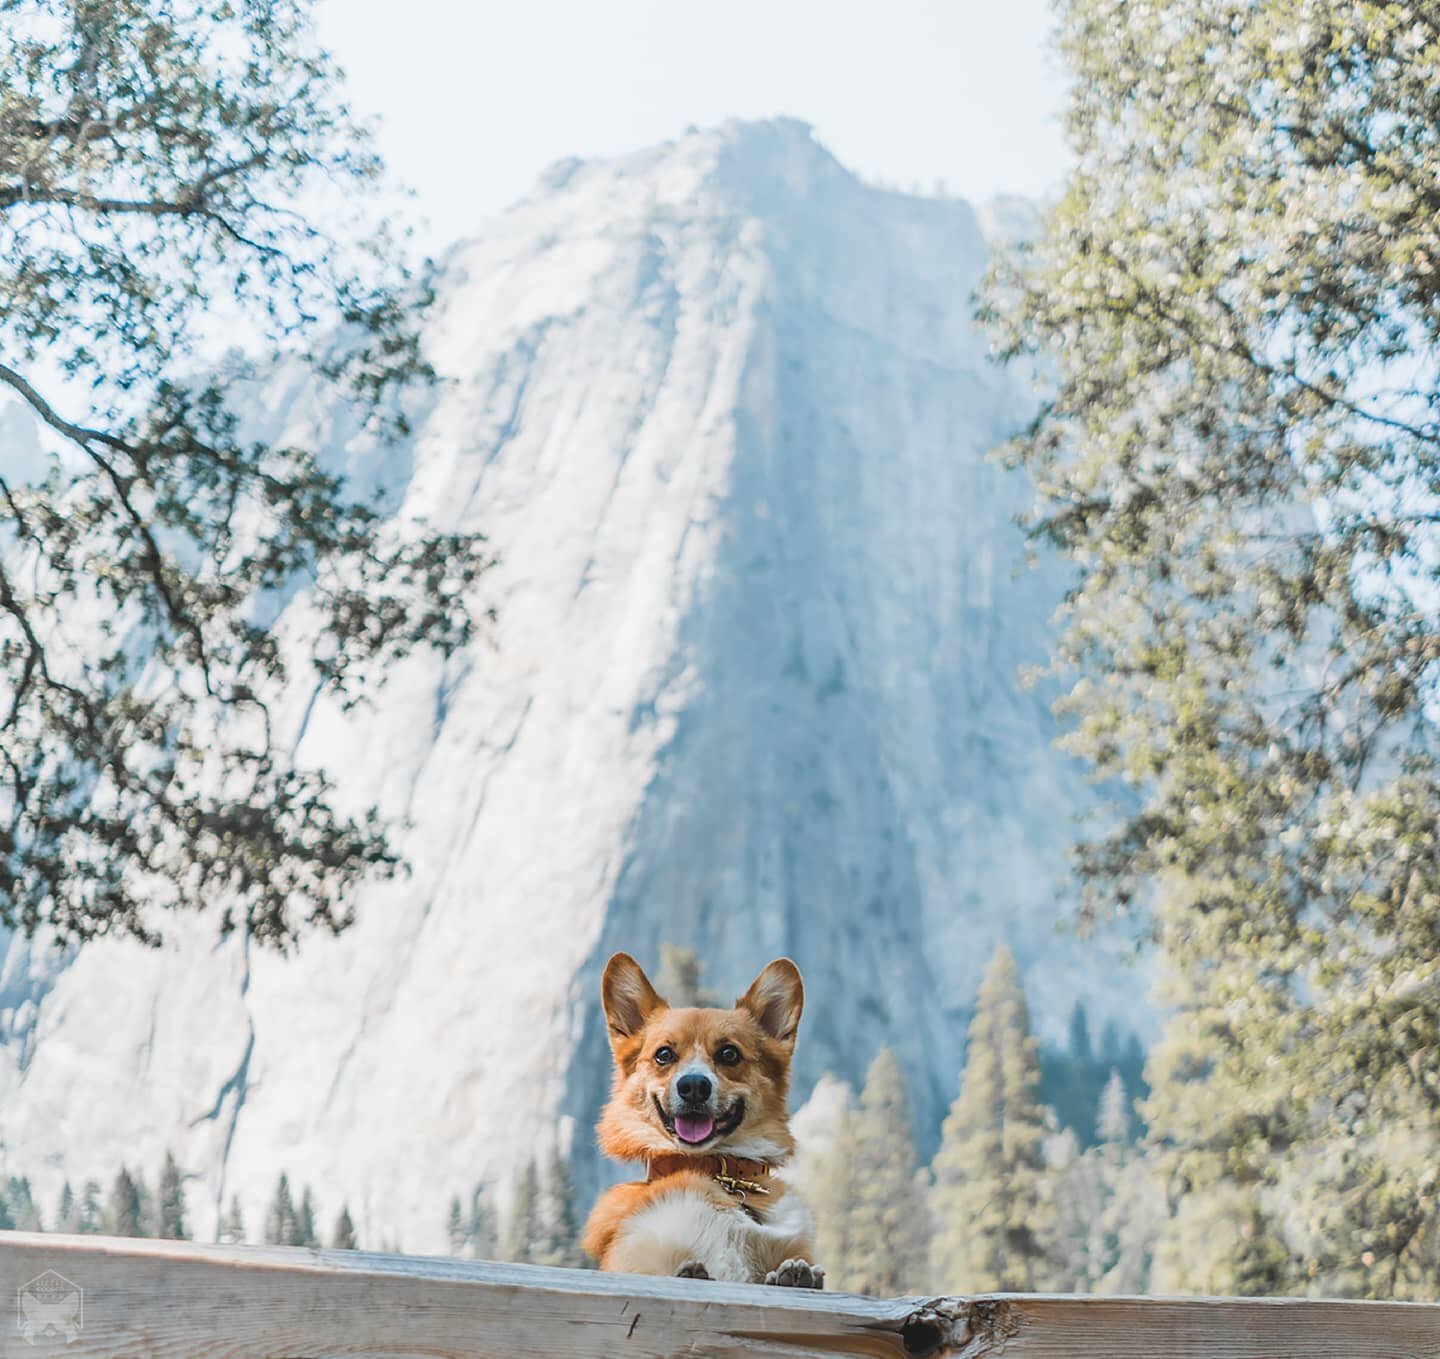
[295,1188,320,1248]
[1096,1069,1129,1146]
[1141,882,1299,1296]
[1042,1124,1098,1291]
[503,1161,542,1264]
[221,1197,246,1245]
[466,1184,498,1261]
[1094,1154,1166,1296]
[55,1181,78,1235]
[847,1049,930,1295]
[265,1174,299,1247]
[810,1051,928,1295]
[536,1148,584,1268]
[806,1085,860,1287]
[931,946,1053,1291]
[332,1205,358,1250]
[1041,1004,1112,1147]
[1119,1035,1146,1099]
[78,1181,103,1235]
[1049,1070,1164,1294]
[985,0,1440,1300]
[0,1176,41,1232]
[140,1170,158,1237]
[1068,1002,1093,1065]
[157,1152,188,1240]
[108,1168,143,1238]
[1079,1073,1135,1290]
[12,1182,34,1232]
[1097,1022,1119,1068]
[447,1195,466,1255]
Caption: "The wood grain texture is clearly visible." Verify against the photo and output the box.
[0,1232,1437,1359]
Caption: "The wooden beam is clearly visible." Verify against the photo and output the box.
[0,1232,1437,1359]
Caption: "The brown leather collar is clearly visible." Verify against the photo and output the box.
[646,1153,773,1199]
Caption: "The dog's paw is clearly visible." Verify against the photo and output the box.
[764,1258,824,1290]
[676,1259,712,1280]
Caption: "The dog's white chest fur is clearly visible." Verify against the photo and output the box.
[613,1188,814,1284]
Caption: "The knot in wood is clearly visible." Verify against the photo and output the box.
[899,1298,1019,1359]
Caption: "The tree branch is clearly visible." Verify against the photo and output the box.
[0,363,214,689]
[0,362,141,457]
[0,151,269,216]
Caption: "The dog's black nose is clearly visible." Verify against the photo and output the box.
[676,1072,712,1105]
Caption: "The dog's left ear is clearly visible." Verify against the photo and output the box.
[738,958,804,1044]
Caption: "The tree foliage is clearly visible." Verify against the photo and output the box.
[654,943,720,1008]
[535,1147,584,1268]
[930,946,1052,1291]
[295,1186,319,1247]
[503,1159,541,1265]
[1040,1001,1147,1149]
[263,1171,297,1246]
[156,1149,188,1239]
[78,1179,102,1233]
[0,1174,42,1231]
[221,1194,245,1244]
[446,1194,465,1255]
[1047,1069,1162,1292]
[985,0,1440,1298]
[106,1166,143,1237]
[331,1203,357,1250]
[465,1183,497,1260]
[54,1180,77,1233]
[811,1048,929,1295]
[0,0,492,947]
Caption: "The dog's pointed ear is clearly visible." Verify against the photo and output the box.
[602,953,666,1043]
[738,958,804,1044]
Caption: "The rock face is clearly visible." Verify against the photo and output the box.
[0,119,1138,1251]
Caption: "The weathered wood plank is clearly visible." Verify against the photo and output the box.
[0,1232,1437,1359]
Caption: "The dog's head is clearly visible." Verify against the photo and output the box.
[595,952,804,1164]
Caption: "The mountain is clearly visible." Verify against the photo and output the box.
[0,119,1142,1251]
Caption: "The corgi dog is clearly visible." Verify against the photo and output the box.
[581,952,825,1288]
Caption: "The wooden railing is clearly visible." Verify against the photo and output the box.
[1,1232,1438,1357]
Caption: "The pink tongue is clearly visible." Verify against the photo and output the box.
[675,1113,716,1144]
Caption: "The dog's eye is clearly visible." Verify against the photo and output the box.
[716,1043,742,1066]
[653,1046,677,1066]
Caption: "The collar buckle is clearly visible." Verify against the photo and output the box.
[713,1155,772,1200]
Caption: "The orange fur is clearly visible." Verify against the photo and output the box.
[581,1171,732,1264]
[582,954,823,1287]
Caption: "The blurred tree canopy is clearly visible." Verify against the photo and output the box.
[0,1,492,948]
[653,943,721,1008]
[986,0,1440,1294]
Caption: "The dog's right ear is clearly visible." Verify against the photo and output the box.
[601,953,666,1044]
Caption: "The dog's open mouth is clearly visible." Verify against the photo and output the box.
[655,1096,745,1146]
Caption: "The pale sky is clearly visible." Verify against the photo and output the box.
[317,0,1070,255]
